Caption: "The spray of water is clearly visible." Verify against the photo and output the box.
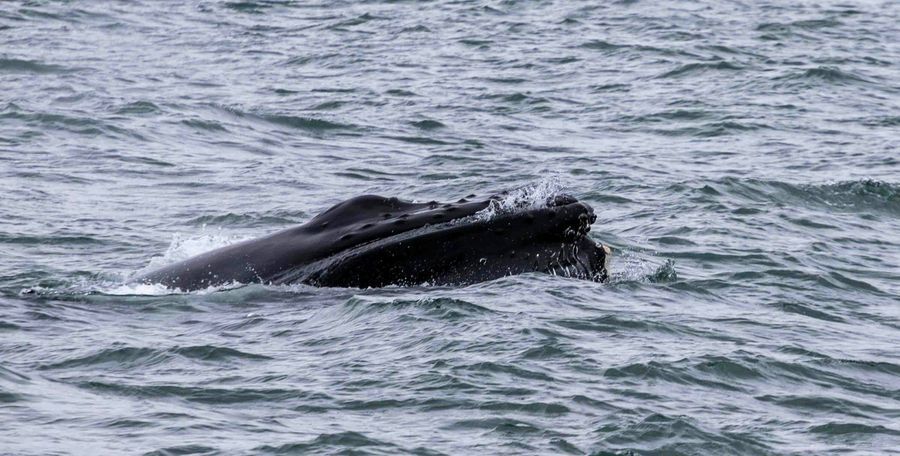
[475,177,567,221]
[142,231,253,272]
[100,230,257,295]
[609,250,677,283]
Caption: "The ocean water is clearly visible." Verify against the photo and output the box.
[1,0,899,454]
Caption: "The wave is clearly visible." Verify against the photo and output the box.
[207,104,358,134]
[144,445,219,456]
[76,381,309,404]
[0,58,74,74]
[341,296,495,321]
[262,113,352,132]
[0,105,136,138]
[39,344,271,371]
[676,177,899,214]
[577,39,697,58]
[223,1,292,14]
[594,411,770,455]
[775,66,872,86]
[757,19,843,32]
[656,61,744,79]
[410,119,446,130]
[650,120,768,137]
[254,432,394,455]
[114,101,161,116]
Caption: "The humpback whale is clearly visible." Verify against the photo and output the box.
[136,192,610,290]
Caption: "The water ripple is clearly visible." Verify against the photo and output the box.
[1,0,898,454]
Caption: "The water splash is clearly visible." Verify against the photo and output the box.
[99,281,181,296]
[610,250,677,283]
[475,177,567,221]
[142,231,253,272]
[99,280,246,296]
[90,231,258,295]
[648,259,678,283]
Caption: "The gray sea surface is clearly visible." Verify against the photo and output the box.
[1,1,899,455]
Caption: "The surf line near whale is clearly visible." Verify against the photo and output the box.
[136,191,611,290]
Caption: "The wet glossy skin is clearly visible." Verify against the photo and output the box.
[137,193,609,290]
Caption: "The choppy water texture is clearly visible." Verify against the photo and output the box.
[1,1,899,454]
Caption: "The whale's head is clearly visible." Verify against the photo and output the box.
[294,192,611,287]
[137,189,612,291]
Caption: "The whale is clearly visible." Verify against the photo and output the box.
[135,192,611,290]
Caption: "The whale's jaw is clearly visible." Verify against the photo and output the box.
[300,197,610,288]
